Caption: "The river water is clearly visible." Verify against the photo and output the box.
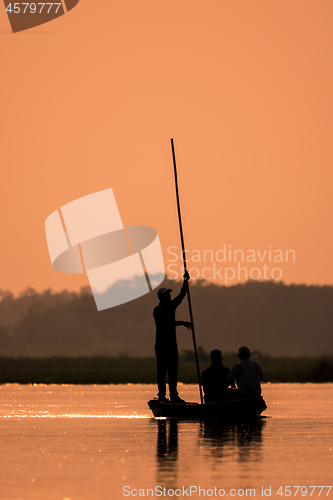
[0,384,332,500]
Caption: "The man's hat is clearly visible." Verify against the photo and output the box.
[157,287,172,298]
[238,346,251,356]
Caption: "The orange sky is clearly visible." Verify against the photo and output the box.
[1,0,333,295]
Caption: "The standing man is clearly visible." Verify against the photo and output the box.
[226,346,263,398]
[153,272,192,403]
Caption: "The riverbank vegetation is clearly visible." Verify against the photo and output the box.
[1,355,333,384]
[1,280,333,358]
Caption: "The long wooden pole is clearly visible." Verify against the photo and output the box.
[171,138,204,404]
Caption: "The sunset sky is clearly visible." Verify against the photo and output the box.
[1,0,332,295]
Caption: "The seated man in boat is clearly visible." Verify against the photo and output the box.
[202,349,234,403]
[225,346,263,399]
[153,272,193,403]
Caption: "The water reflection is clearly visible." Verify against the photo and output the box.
[154,419,179,486]
[1,385,332,499]
[152,417,266,476]
[157,419,178,460]
[200,418,266,461]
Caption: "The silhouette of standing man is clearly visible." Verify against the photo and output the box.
[153,272,192,403]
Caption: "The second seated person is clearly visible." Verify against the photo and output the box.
[225,345,263,398]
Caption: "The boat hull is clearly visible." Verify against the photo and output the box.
[148,396,267,420]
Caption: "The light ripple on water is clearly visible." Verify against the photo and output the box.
[0,413,150,418]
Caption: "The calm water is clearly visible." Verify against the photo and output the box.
[0,384,332,500]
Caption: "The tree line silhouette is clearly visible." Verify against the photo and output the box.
[0,279,332,358]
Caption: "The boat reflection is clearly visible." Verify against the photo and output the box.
[151,417,266,485]
[199,418,266,461]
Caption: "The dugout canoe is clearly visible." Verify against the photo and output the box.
[148,396,267,420]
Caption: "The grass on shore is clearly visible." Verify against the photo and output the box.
[1,355,333,384]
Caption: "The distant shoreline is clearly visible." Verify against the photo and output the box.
[1,280,333,358]
[1,355,332,384]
